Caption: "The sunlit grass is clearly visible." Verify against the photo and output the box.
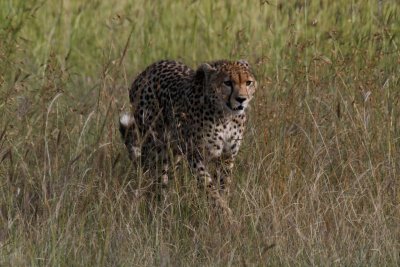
[0,0,399,265]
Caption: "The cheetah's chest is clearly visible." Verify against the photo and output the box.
[204,120,243,159]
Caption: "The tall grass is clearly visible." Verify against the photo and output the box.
[1,0,399,265]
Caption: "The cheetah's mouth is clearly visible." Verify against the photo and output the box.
[227,102,244,112]
[233,105,244,111]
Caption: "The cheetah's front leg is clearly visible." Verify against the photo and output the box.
[217,157,235,196]
[189,154,213,187]
[189,153,232,216]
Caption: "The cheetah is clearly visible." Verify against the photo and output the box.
[119,59,257,214]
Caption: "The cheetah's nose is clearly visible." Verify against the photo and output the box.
[235,97,247,104]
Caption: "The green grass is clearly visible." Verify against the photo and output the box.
[1,0,400,265]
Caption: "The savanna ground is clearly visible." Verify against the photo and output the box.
[1,0,399,266]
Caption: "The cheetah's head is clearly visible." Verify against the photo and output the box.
[196,60,257,114]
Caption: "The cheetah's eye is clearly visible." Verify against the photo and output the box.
[223,81,233,87]
[246,81,253,86]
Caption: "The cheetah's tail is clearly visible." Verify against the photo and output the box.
[119,113,142,159]
[119,113,135,135]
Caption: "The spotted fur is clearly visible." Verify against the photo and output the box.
[120,59,257,214]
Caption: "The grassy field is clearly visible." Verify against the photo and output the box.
[1,0,399,265]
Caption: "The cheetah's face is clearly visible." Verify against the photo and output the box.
[198,60,257,114]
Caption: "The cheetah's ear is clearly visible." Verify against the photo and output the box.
[195,63,216,84]
[238,59,250,68]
